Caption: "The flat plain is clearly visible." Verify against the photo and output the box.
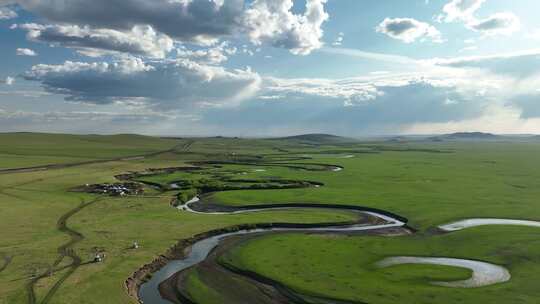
[1,133,540,304]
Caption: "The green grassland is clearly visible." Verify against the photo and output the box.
[198,142,540,303]
[1,133,540,303]
[212,142,540,229]
[219,228,540,303]
[0,133,181,169]
[0,133,359,304]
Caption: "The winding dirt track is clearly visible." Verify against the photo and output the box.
[0,140,192,175]
[0,255,12,274]
[0,142,467,303]
[20,140,196,304]
[26,198,101,304]
[1,141,520,303]
[117,157,414,303]
[124,155,411,304]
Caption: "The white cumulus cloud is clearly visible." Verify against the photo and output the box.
[0,6,17,19]
[439,0,485,22]
[9,0,328,55]
[18,23,174,58]
[244,0,329,55]
[16,48,37,56]
[467,12,520,36]
[12,0,244,45]
[376,18,443,43]
[438,0,520,36]
[176,42,237,65]
[23,57,261,108]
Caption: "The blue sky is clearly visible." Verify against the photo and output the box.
[0,0,539,136]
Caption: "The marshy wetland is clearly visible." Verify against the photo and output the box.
[1,133,540,304]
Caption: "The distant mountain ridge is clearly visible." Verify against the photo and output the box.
[273,133,355,143]
[429,132,501,141]
[444,132,499,139]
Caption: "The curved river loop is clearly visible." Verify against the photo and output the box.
[126,157,540,304]
[139,196,408,304]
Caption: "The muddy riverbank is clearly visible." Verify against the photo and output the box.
[131,198,411,303]
[126,215,393,303]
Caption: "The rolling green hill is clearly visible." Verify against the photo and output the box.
[273,133,355,144]
[0,133,181,170]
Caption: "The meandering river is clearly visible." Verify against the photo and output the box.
[139,198,406,303]
[138,195,532,303]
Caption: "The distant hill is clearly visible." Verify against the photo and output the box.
[273,133,355,144]
[429,132,501,141]
[0,132,180,170]
[386,136,409,143]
